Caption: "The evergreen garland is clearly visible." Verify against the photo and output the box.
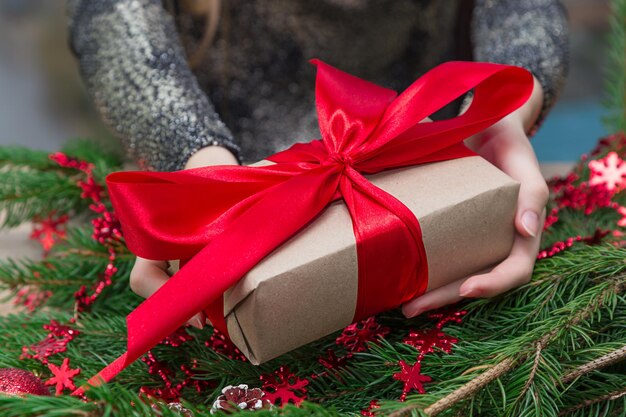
[0,2,624,415]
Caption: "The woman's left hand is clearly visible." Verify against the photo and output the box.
[402,76,549,318]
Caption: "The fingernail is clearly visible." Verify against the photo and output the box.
[459,286,475,297]
[402,305,422,318]
[521,211,539,237]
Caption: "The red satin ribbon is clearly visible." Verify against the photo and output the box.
[76,60,532,393]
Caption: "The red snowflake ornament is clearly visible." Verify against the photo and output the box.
[589,151,626,191]
[336,316,390,352]
[30,214,68,252]
[78,176,104,203]
[260,366,309,407]
[21,320,80,364]
[45,358,80,395]
[393,360,432,400]
[403,328,458,356]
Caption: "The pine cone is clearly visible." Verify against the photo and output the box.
[211,384,271,414]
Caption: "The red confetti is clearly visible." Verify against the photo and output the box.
[260,366,309,407]
[336,317,390,352]
[30,214,68,252]
[403,328,458,356]
[45,358,80,395]
[555,183,616,215]
[393,360,432,400]
[588,151,626,191]
[361,400,381,416]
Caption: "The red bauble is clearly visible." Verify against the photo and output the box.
[0,368,50,396]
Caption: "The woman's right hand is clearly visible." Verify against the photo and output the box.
[129,145,239,329]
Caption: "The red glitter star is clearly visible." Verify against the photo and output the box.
[403,328,458,356]
[45,358,81,395]
[393,360,432,400]
[260,366,309,407]
[336,316,390,352]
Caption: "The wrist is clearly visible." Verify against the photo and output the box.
[517,76,544,133]
[184,145,239,169]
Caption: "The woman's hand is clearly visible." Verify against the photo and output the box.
[129,145,238,329]
[402,76,548,318]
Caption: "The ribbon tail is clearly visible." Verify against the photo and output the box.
[75,167,342,394]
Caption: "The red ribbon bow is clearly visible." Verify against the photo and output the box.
[78,60,532,392]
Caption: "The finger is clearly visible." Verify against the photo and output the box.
[459,224,543,298]
[402,278,466,318]
[492,131,549,238]
[130,257,206,329]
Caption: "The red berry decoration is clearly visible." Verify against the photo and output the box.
[0,368,50,396]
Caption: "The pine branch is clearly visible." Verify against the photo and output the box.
[558,387,626,416]
[561,344,626,384]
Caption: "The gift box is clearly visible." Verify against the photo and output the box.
[170,156,518,364]
[80,59,533,390]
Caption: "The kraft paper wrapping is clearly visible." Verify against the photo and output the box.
[171,155,519,364]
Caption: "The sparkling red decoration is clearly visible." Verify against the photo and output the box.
[403,328,458,356]
[205,328,247,361]
[335,316,390,353]
[91,211,123,245]
[588,151,626,191]
[49,152,93,174]
[361,400,381,416]
[21,320,80,364]
[74,247,118,312]
[260,366,309,407]
[428,309,467,329]
[45,358,81,395]
[0,368,50,396]
[161,327,194,347]
[392,360,432,400]
[311,349,352,381]
[30,214,68,252]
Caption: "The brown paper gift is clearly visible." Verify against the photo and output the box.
[171,155,519,365]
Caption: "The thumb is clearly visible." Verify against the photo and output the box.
[515,177,549,238]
